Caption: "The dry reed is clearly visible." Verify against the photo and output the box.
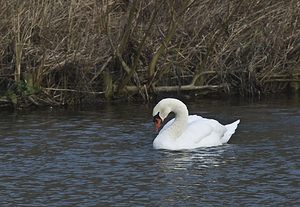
[0,0,299,107]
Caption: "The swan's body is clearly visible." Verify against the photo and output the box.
[152,98,240,150]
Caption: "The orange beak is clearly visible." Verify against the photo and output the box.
[153,113,162,132]
[154,118,162,132]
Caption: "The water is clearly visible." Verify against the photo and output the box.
[0,97,299,206]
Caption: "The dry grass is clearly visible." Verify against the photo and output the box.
[0,0,299,106]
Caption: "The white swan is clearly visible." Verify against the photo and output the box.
[152,98,240,150]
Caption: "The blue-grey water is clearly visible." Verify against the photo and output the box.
[0,97,299,206]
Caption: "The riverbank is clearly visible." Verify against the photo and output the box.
[1,0,299,109]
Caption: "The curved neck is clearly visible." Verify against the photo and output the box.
[164,100,189,139]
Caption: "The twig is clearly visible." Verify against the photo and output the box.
[43,88,105,94]
[124,84,224,93]
[89,56,112,84]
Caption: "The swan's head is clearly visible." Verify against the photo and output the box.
[152,99,173,131]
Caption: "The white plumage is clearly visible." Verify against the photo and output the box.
[152,98,240,150]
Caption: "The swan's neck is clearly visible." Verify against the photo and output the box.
[163,102,188,139]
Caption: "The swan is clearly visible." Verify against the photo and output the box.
[152,98,240,150]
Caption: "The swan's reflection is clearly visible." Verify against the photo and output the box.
[156,145,235,172]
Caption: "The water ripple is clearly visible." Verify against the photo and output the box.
[0,100,299,206]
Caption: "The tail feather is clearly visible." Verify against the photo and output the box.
[221,119,240,143]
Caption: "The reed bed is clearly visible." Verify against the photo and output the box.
[0,0,299,107]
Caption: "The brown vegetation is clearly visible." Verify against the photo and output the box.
[0,0,300,107]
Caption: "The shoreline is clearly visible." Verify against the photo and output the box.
[1,88,299,111]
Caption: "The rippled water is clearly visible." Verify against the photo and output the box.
[0,97,299,206]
